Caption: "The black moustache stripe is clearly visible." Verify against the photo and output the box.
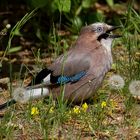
[97,33,122,41]
[97,33,109,41]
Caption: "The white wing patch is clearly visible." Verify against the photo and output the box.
[43,74,51,84]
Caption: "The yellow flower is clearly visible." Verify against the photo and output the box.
[73,106,80,114]
[49,106,54,113]
[101,101,107,108]
[31,107,39,115]
[82,102,88,112]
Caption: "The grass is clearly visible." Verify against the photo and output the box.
[0,7,140,140]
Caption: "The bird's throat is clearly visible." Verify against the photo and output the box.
[100,38,113,53]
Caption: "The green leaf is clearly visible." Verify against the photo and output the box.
[62,0,71,12]
[82,0,92,8]
[106,0,114,7]
[55,0,71,13]
[13,29,22,36]
[7,46,22,54]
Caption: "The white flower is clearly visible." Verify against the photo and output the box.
[12,87,30,103]
[129,80,140,96]
[108,75,125,90]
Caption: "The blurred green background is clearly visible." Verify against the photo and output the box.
[0,0,139,48]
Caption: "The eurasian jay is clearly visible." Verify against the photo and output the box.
[0,22,121,109]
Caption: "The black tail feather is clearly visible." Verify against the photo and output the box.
[28,68,51,86]
[0,99,16,110]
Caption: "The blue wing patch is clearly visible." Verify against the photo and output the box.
[57,71,86,84]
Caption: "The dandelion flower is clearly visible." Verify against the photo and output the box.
[12,87,30,103]
[108,75,125,90]
[73,106,80,114]
[82,102,88,112]
[31,107,39,115]
[101,101,107,108]
[129,80,140,96]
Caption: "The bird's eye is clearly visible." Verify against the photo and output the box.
[96,27,103,32]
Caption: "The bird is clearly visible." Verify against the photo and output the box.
[0,22,121,109]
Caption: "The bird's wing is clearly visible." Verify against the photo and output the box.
[48,49,90,76]
[48,49,91,84]
[29,48,91,85]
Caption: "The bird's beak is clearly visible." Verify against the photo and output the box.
[106,26,121,33]
[106,26,122,38]
[97,25,122,41]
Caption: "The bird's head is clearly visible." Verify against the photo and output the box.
[80,22,121,40]
[92,22,121,41]
[79,22,121,51]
